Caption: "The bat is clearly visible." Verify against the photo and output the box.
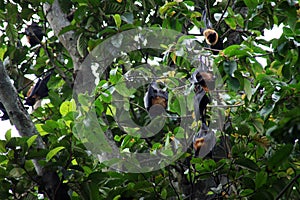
[193,122,216,157]
[25,22,44,47]
[144,82,168,117]
[201,9,223,54]
[25,73,51,106]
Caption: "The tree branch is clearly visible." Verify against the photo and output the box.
[0,61,44,175]
[43,0,81,74]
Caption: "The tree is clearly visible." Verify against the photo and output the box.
[0,0,299,199]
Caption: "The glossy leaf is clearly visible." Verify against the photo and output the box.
[46,146,65,161]
[267,144,293,170]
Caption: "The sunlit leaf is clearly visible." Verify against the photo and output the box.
[113,14,122,29]
[46,146,65,161]
[27,135,38,148]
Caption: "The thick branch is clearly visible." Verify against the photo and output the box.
[0,61,44,175]
[43,0,81,73]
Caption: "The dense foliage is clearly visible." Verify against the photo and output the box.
[0,0,299,199]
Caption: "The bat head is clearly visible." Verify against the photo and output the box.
[144,82,168,117]
[203,29,218,46]
[190,70,211,92]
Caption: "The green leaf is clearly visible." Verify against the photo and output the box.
[267,144,293,170]
[60,100,76,116]
[113,14,122,29]
[121,12,134,24]
[223,61,237,77]
[59,24,77,36]
[235,158,259,172]
[0,140,6,153]
[244,79,252,100]
[240,189,254,197]
[77,33,88,58]
[161,188,167,199]
[46,146,65,161]
[223,45,250,58]
[253,118,264,133]
[238,123,250,136]
[115,82,135,97]
[227,77,240,91]
[42,120,58,132]
[100,90,112,103]
[225,17,236,30]
[243,0,258,9]
[260,103,275,120]
[27,135,38,148]
[9,168,25,178]
[113,195,121,200]
[5,129,11,141]
[36,124,49,136]
[5,23,18,45]
[255,171,267,189]
[251,191,274,200]
[236,14,244,28]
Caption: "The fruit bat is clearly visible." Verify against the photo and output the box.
[25,22,44,47]
[193,122,216,157]
[144,82,168,117]
[190,69,212,92]
[201,10,223,54]
[190,69,212,122]
[25,73,51,106]
[0,102,9,120]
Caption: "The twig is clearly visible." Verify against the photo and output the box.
[167,166,181,199]
[215,0,231,30]
[276,174,300,200]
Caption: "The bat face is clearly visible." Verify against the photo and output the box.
[203,29,218,46]
[151,96,167,109]
[144,82,168,111]
[193,137,205,150]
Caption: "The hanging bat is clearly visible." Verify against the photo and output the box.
[25,73,51,106]
[190,69,213,92]
[190,70,210,122]
[193,122,216,157]
[25,22,44,47]
[144,82,168,117]
[201,9,223,54]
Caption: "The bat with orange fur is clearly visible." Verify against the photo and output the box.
[193,123,216,157]
[25,73,51,106]
[144,82,168,117]
[25,22,44,47]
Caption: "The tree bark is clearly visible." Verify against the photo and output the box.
[43,0,81,73]
[0,62,71,199]
[0,61,44,175]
